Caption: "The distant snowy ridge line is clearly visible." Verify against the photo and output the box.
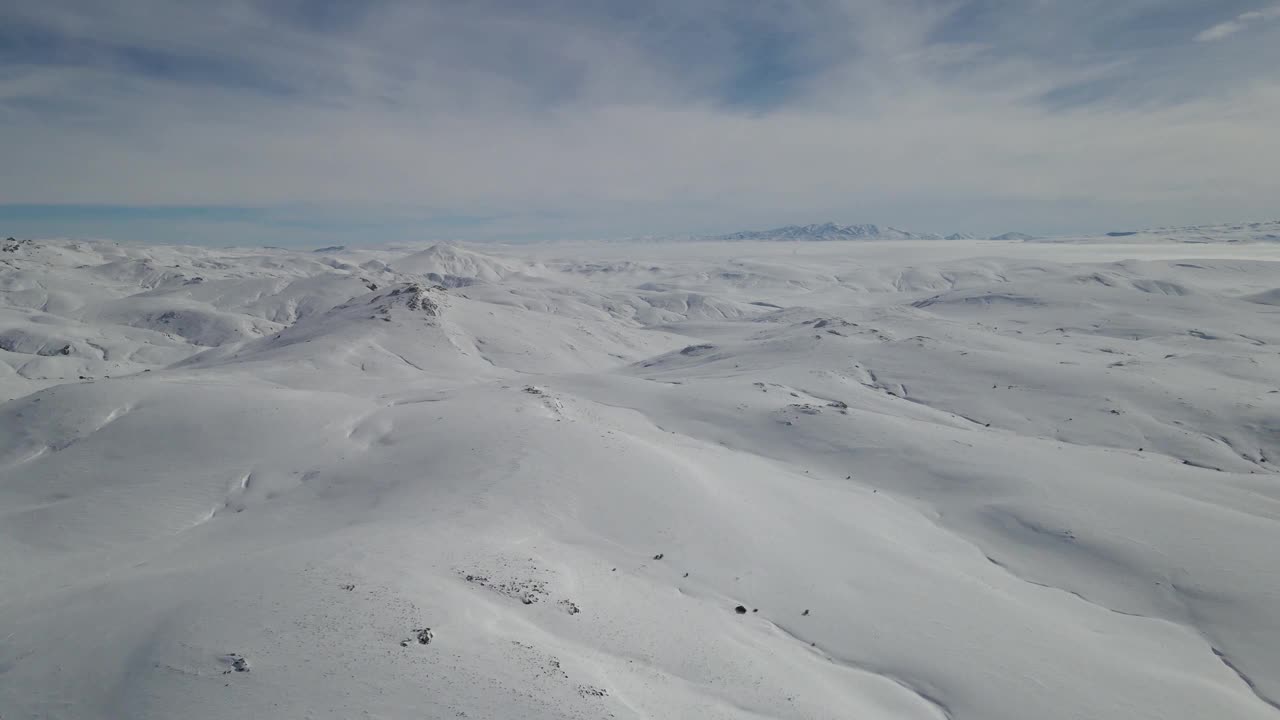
[611,219,1280,245]
[706,223,1026,242]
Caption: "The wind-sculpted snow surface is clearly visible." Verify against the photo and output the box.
[1,234,1279,719]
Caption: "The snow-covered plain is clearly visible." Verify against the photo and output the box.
[1,230,1279,719]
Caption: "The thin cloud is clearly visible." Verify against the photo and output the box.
[2,1,1279,242]
[1196,5,1280,42]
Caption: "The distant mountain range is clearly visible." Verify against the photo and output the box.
[713,223,936,241]
[707,222,1031,242]
[701,220,1280,244]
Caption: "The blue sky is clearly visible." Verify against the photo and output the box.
[2,1,1278,245]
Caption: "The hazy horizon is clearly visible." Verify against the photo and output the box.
[3,206,1280,248]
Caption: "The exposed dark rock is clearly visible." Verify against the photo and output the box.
[401,628,433,646]
[680,344,715,356]
[221,653,250,673]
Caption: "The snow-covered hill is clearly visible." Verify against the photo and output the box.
[392,241,544,285]
[2,232,1279,720]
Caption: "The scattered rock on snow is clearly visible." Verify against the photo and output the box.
[460,564,549,605]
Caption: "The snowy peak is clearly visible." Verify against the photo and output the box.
[713,222,943,241]
[392,242,538,285]
[315,282,447,327]
[176,282,457,377]
[356,283,444,316]
[253,282,448,350]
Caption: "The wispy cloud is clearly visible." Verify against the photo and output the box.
[2,1,1279,243]
[1196,4,1280,42]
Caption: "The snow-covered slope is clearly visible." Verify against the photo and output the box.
[2,232,1280,720]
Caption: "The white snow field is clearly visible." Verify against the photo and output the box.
[2,229,1279,719]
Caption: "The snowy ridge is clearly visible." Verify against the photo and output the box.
[1,233,1279,720]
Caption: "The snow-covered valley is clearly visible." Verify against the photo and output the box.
[2,232,1279,719]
